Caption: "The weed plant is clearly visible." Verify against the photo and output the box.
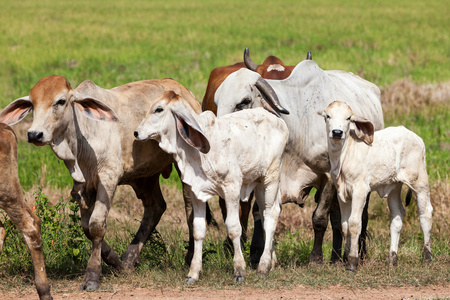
[0,187,89,277]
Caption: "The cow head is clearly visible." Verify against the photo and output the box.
[0,75,118,146]
[135,90,210,155]
[215,68,289,118]
[318,101,374,147]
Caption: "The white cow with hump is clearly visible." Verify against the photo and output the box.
[215,59,384,263]
[134,90,289,284]
[319,101,433,271]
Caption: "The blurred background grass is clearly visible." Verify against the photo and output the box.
[0,0,448,189]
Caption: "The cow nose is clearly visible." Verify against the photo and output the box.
[332,129,343,139]
[134,130,139,138]
[27,131,44,143]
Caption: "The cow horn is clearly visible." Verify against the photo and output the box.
[255,78,289,115]
[306,51,312,60]
[244,48,258,71]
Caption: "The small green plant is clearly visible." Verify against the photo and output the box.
[0,187,90,276]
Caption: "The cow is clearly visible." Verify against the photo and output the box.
[202,48,306,114]
[0,123,52,300]
[134,91,289,284]
[319,101,432,271]
[214,55,384,264]
[0,75,197,291]
[203,49,341,267]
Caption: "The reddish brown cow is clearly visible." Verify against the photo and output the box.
[0,123,52,300]
[202,48,308,114]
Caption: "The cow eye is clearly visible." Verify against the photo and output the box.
[326,114,330,119]
[154,107,164,113]
[347,116,351,121]
[236,98,251,110]
[56,99,66,106]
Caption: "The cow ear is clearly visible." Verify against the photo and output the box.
[172,107,210,154]
[73,92,119,122]
[0,96,33,125]
[351,115,374,145]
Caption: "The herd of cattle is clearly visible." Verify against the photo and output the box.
[0,48,433,300]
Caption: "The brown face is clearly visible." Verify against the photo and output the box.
[27,75,73,145]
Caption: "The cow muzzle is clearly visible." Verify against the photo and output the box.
[27,130,46,145]
[134,130,148,141]
[331,129,344,140]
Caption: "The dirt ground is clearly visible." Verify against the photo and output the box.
[1,284,449,300]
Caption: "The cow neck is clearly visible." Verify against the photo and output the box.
[327,137,349,183]
[49,107,85,184]
[328,134,362,192]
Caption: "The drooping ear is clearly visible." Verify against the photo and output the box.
[172,103,210,154]
[72,92,119,122]
[317,110,327,118]
[0,96,33,125]
[351,115,374,145]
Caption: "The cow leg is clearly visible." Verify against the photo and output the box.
[71,186,123,271]
[346,189,369,272]
[122,175,167,270]
[329,192,342,263]
[309,180,335,265]
[181,182,195,267]
[79,179,117,292]
[387,185,405,267]
[185,193,206,284]
[4,201,52,300]
[358,193,370,262]
[0,219,6,253]
[414,186,433,264]
[225,194,246,283]
[240,196,251,246]
[255,183,281,275]
[249,199,264,268]
[219,194,252,255]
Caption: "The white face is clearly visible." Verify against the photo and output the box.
[322,101,354,144]
[134,98,170,142]
[215,69,264,117]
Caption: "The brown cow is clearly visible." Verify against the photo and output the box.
[0,123,52,300]
[202,48,308,114]
[0,75,197,291]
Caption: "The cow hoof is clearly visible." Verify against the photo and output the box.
[233,275,245,284]
[308,252,324,266]
[346,256,359,272]
[80,280,99,292]
[423,248,432,264]
[388,251,398,267]
[185,276,197,285]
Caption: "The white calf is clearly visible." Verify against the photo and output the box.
[319,101,432,271]
[134,91,289,283]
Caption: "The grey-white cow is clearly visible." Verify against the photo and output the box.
[319,101,433,271]
[215,58,384,263]
[134,91,289,284]
[0,75,197,291]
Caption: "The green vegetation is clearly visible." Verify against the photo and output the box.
[0,0,448,294]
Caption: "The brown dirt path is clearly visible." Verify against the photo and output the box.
[1,285,449,300]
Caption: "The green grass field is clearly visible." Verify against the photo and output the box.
[0,0,449,295]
